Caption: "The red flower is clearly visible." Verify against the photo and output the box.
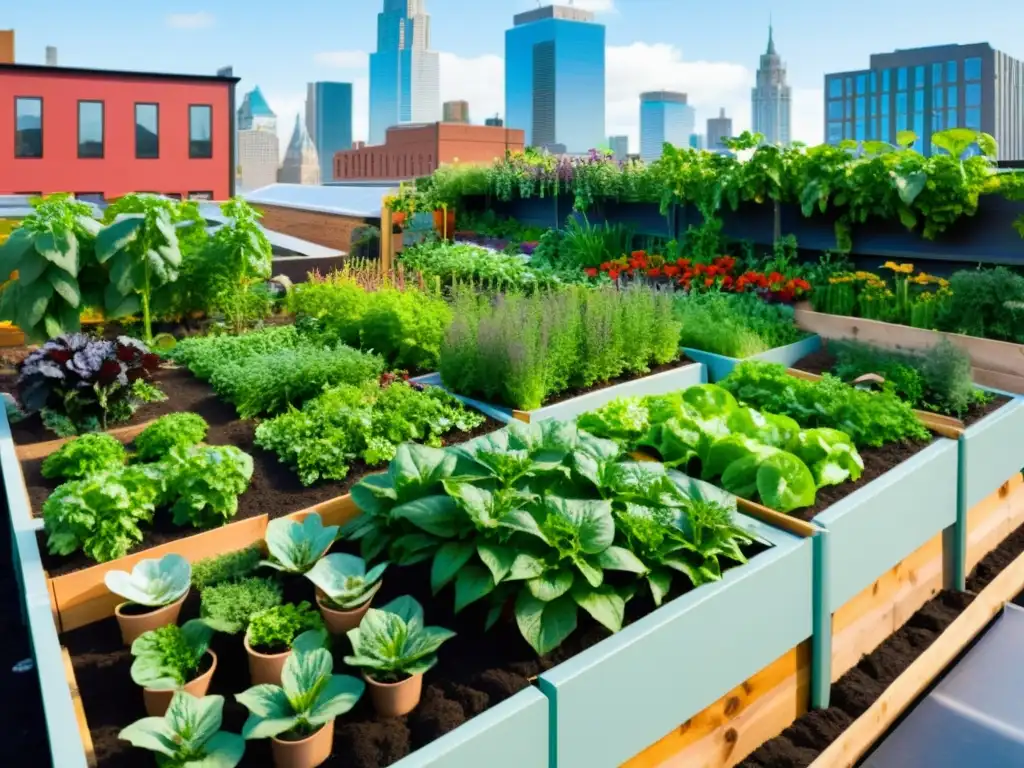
[704,277,716,288]
[97,360,122,385]
[584,267,598,278]
[721,275,734,288]
[608,269,621,280]
[647,267,663,278]
[663,265,680,277]
[599,262,611,271]
[631,250,646,258]
[676,258,692,269]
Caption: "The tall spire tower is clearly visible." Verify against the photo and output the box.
[751,20,791,146]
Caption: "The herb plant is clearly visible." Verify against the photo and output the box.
[104,553,191,607]
[169,325,301,381]
[131,619,217,690]
[261,514,339,574]
[191,546,263,590]
[675,292,807,358]
[41,433,127,480]
[134,413,209,462]
[119,693,245,768]
[305,553,388,610]
[344,596,454,682]
[246,602,326,653]
[200,577,283,634]
[236,633,365,741]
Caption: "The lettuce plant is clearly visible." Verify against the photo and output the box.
[104,553,191,607]
[131,619,219,690]
[236,631,364,740]
[261,514,339,574]
[41,432,127,480]
[165,444,254,528]
[343,596,455,682]
[134,412,209,462]
[246,603,326,654]
[305,553,388,610]
[119,692,245,767]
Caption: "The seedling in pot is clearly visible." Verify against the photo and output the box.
[131,618,225,717]
[244,603,327,686]
[262,513,339,574]
[304,553,388,634]
[104,553,192,646]
[119,691,245,767]
[236,631,364,768]
[344,595,455,717]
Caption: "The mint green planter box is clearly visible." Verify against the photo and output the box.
[414,362,707,424]
[683,334,822,383]
[538,474,813,768]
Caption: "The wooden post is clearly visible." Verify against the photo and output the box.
[380,198,393,275]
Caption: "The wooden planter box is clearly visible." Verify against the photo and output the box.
[683,335,822,383]
[413,361,706,424]
[793,305,1024,395]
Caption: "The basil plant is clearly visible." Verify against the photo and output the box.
[261,513,339,574]
[305,553,388,610]
[104,553,191,607]
[119,692,244,767]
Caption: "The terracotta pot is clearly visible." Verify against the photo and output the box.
[316,591,372,635]
[244,634,289,687]
[432,209,456,240]
[363,671,423,717]
[115,591,188,647]
[391,212,406,227]
[142,650,217,717]
[270,719,335,768]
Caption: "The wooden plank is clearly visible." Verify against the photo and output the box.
[62,647,96,768]
[46,571,59,634]
[16,418,158,462]
[973,367,1024,395]
[51,514,270,631]
[622,643,810,768]
[966,474,1024,575]
[809,530,1024,767]
[735,498,818,539]
[287,492,363,528]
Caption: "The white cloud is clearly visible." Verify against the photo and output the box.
[573,0,616,11]
[440,52,504,125]
[313,50,368,69]
[165,12,215,29]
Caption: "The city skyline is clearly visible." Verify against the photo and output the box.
[5,0,1024,161]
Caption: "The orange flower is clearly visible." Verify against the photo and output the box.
[647,267,663,278]
[631,250,646,258]
[663,265,680,277]
[704,277,715,287]
[584,267,598,278]
[608,268,621,280]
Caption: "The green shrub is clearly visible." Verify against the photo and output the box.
[199,576,283,634]
[191,546,263,589]
[938,267,1024,343]
[169,326,301,380]
[289,275,367,348]
[675,292,806,358]
[41,433,127,481]
[358,287,451,372]
[133,413,209,462]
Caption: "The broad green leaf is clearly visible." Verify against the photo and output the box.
[498,508,547,540]
[307,674,366,725]
[118,716,178,757]
[391,495,465,537]
[515,592,577,655]
[349,474,398,516]
[477,543,517,583]
[194,731,246,767]
[572,583,625,633]
[431,541,476,594]
[45,269,80,308]
[573,555,604,588]
[547,497,614,554]
[594,545,648,574]
[16,244,49,285]
[444,482,499,527]
[756,451,817,513]
[0,228,34,278]
[96,216,144,263]
[378,595,424,626]
[647,569,673,606]
[454,565,496,612]
[506,552,547,581]
[167,692,224,748]
[35,229,79,273]
[390,443,457,497]
[526,569,574,601]
[281,647,333,706]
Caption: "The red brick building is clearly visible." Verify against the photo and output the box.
[333,122,524,181]
[0,62,238,200]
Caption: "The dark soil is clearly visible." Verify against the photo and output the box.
[29,367,503,577]
[66,537,767,768]
[537,357,694,409]
[791,347,1012,428]
[739,511,1024,768]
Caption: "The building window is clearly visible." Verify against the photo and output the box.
[189,105,213,159]
[897,67,907,90]
[870,96,877,116]
[136,103,159,159]
[882,69,890,92]
[914,113,924,139]
[947,108,957,127]
[934,88,944,109]
[914,90,924,111]
[14,97,43,158]
[827,122,842,143]
[965,83,981,107]
[914,65,925,87]
[828,78,842,98]
[966,107,981,130]
[188,192,213,200]
[856,74,866,94]
[870,71,877,92]
[932,63,943,84]
[932,112,943,132]
[947,61,958,82]
[78,100,104,159]
[856,96,865,117]
[828,100,843,120]
[75,193,104,204]
[164,193,182,200]
[896,93,908,114]
[845,77,853,95]
[947,86,958,108]
[855,120,865,140]
[881,121,890,142]
[964,57,982,80]
[881,95,890,116]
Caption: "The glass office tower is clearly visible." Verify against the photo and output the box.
[306,82,353,182]
[639,91,695,161]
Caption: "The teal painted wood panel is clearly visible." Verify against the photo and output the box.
[538,509,812,768]
[815,439,958,609]
[390,688,548,768]
[683,334,822,383]
[962,398,1024,510]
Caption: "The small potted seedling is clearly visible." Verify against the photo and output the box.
[236,631,364,768]
[244,603,326,686]
[119,692,245,767]
[304,553,388,634]
[261,514,339,575]
[104,553,192,645]
[344,595,454,717]
[131,618,221,717]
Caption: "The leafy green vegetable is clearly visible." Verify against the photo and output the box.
[261,514,339,574]
[305,553,388,610]
[119,693,245,768]
[343,596,455,682]
[41,433,127,481]
[131,619,217,690]
[236,632,364,740]
[134,413,209,462]
[165,445,254,529]
[104,553,191,607]
[246,603,325,653]
[169,326,301,381]
[200,577,283,634]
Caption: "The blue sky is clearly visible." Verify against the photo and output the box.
[5,0,1023,153]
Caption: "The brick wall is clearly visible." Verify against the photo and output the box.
[255,203,371,254]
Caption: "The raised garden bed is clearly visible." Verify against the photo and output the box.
[683,335,822,384]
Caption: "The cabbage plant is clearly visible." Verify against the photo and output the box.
[119,692,245,767]
[305,553,388,610]
[261,513,339,574]
[104,553,191,607]
[343,596,455,682]
[235,630,364,740]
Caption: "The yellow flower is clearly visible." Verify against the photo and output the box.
[882,261,915,274]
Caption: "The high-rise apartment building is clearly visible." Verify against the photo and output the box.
[751,25,792,146]
[505,4,605,154]
[305,81,353,181]
[706,107,733,152]
[689,133,705,150]
[237,129,279,191]
[824,43,1024,161]
[639,91,695,162]
[279,115,320,185]
[443,100,470,123]
[608,135,628,161]
[368,0,441,145]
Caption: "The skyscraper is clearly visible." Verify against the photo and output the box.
[608,135,628,161]
[279,115,321,185]
[823,43,1024,161]
[238,86,277,132]
[305,82,353,181]
[237,86,280,192]
[368,0,441,145]
[751,24,792,146]
[706,107,733,153]
[639,91,695,162]
[443,100,470,123]
[505,5,605,154]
